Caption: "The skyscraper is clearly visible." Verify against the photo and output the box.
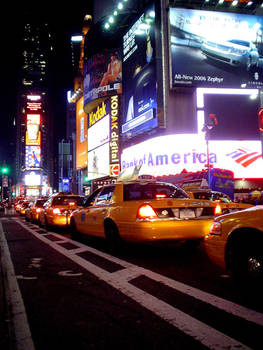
[15,15,54,197]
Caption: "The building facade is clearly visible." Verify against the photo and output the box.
[15,16,54,197]
[70,0,263,198]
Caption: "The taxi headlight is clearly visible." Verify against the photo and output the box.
[209,221,222,235]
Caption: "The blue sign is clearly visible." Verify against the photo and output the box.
[122,3,158,139]
[210,168,234,200]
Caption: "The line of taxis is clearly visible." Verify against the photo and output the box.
[16,177,263,282]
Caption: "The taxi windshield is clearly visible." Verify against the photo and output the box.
[124,183,189,201]
[52,196,84,206]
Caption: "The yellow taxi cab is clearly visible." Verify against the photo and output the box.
[15,199,27,213]
[25,198,48,223]
[205,205,263,281]
[19,201,31,215]
[186,189,252,214]
[39,192,85,229]
[70,180,220,251]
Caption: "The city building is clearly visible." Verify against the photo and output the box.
[15,15,54,197]
[78,0,263,199]
[67,15,92,195]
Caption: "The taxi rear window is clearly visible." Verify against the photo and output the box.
[36,200,47,207]
[52,196,84,206]
[123,183,189,201]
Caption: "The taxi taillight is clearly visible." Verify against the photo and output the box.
[214,202,222,216]
[53,208,61,215]
[155,194,167,199]
[137,204,157,219]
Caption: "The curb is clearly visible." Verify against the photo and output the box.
[0,220,35,350]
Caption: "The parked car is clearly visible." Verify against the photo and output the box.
[187,189,252,214]
[39,192,85,229]
[70,180,220,252]
[201,39,259,70]
[25,198,48,223]
[205,205,263,281]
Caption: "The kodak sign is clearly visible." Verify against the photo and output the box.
[109,96,120,176]
[88,101,107,127]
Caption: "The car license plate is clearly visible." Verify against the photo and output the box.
[180,208,196,219]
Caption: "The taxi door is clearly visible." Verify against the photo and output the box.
[84,186,115,237]
[76,188,101,234]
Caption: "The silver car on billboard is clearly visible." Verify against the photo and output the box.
[201,39,259,71]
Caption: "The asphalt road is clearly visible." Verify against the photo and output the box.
[1,211,263,350]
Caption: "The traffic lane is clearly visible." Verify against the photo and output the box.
[11,218,263,350]
[56,227,263,314]
[2,219,208,350]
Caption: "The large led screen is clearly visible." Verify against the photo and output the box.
[83,49,122,107]
[121,3,158,139]
[169,8,263,89]
[25,146,41,168]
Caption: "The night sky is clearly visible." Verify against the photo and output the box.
[0,6,92,170]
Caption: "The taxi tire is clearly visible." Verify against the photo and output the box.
[44,216,50,231]
[70,218,82,241]
[105,222,123,254]
[227,234,263,282]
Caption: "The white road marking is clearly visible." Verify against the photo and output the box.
[16,275,38,280]
[14,219,263,349]
[58,270,83,277]
[29,257,43,269]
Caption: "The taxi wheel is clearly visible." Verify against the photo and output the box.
[105,222,123,254]
[70,219,81,241]
[227,237,263,282]
[44,216,50,231]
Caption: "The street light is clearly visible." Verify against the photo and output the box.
[1,166,9,202]
[202,114,218,187]
[1,167,8,174]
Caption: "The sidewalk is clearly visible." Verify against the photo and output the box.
[0,234,10,349]
[0,217,35,350]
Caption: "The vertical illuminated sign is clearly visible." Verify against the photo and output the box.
[26,113,41,146]
[76,97,88,170]
[109,95,120,177]
[122,3,158,139]
[25,95,42,168]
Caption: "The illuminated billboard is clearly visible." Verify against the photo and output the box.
[121,3,158,139]
[27,114,40,124]
[121,135,263,179]
[25,146,41,168]
[87,96,120,179]
[76,97,87,170]
[24,171,41,186]
[121,87,263,179]
[169,8,263,89]
[83,49,122,107]
[26,113,41,146]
